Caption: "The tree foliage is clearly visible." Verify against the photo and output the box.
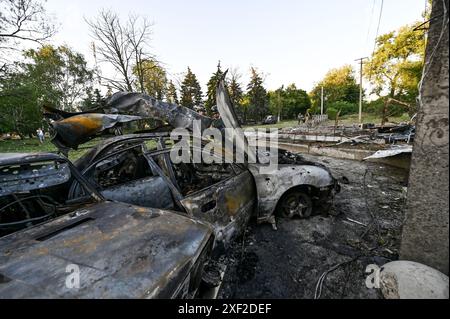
[326,100,358,116]
[133,59,167,100]
[166,80,178,104]
[364,23,425,104]
[227,69,244,117]
[0,45,93,136]
[205,61,225,114]
[180,67,203,108]
[24,45,93,111]
[0,67,42,136]
[268,83,311,120]
[246,67,268,122]
[310,65,360,113]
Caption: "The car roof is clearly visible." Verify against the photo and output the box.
[0,153,67,166]
[0,201,213,298]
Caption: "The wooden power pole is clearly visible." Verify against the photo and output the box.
[355,57,368,123]
[320,86,324,115]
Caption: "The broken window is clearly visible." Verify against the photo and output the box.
[0,159,98,238]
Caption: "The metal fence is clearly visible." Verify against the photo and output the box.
[307,114,328,126]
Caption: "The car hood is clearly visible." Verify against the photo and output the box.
[0,201,213,298]
[216,79,256,164]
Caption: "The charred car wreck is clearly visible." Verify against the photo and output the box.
[71,80,340,244]
[0,79,339,299]
[44,92,214,153]
[0,153,215,298]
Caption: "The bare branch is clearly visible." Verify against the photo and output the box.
[0,0,56,55]
[86,9,155,93]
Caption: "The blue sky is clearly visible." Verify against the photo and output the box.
[46,0,426,92]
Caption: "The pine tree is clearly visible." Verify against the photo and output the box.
[180,67,203,108]
[166,80,179,104]
[228,70,244,120]
[228,72,243,108]
[205,61,224,114]
[246,67,268,122]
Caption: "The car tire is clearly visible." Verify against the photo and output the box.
[279,190,313,219]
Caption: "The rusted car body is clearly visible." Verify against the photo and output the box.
[73,131,339,239]
[0,153,214,298]
[44,92,214,152]
[73,134,256,248]
[71,80,340,242]
[50,113,143,151]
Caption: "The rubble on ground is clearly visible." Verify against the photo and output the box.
[218,155,409,299]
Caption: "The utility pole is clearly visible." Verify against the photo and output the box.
[320,86,324,115]
[355,57,368,123]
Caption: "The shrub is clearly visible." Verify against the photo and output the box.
[327,100,358,116]
[326,107,339,120]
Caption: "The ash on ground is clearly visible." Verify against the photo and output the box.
[218,155,408,299]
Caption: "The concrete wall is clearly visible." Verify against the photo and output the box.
[400,0,449,274]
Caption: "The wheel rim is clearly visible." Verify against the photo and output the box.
[281,192,313,218]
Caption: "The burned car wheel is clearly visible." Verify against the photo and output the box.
[279,190,313,219]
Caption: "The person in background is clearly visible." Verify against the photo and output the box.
[305,111,311,127]
[297,113,304,125]
[36,128,45,144]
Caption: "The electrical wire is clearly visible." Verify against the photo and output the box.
[415,0,449,127]
[365,0,377,50]
[372,0,385,54]
[418,0,449,94]
[0,195,59,214]
[314,257,359,299]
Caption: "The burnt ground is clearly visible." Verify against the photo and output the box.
[218,155,409,299]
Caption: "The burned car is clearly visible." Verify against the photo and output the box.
[73,133,339,238]
[71,80,339,244]
[0,153,214,298]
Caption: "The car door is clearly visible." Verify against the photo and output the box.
[75,143,175,210]
[150,147,256,248]
[179,164,256,248]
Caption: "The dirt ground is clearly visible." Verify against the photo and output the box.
[218,154,409,299]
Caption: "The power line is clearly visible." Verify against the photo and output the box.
[371,0,385,55]
[365,0,377,49]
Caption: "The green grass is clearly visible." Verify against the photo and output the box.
[0,137,104,161]
[336,113,411,125]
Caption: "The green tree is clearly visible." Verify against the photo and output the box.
[0,68,42,137]
[180,67,203,108]
[268,86,284,121]
[166,80,178,104]
[283,84,311,119]
[0,45,93,137]
[205,61,225,114]
[240,95,251,124]
[310,65,360,113]
[81,88,104,111]
[269,84,311,120]
[24,45,94,111]
[133,59,167,100]
[327,100,358,116]
[227,70,244,120]
[246,67,268,122]
[364,23,425,105]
